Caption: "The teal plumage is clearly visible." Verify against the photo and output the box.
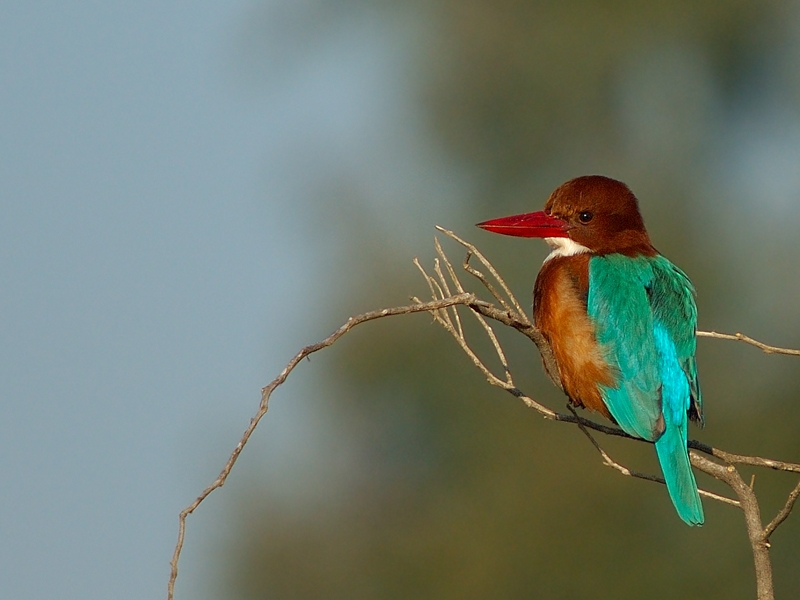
[588,255,703,525]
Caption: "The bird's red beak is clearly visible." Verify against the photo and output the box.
[476,211,569,238]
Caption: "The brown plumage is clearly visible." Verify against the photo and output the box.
[533,253,615,418]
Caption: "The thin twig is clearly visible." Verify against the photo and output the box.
[697,331,800,357]
[435,237,465,295]
[434,238,466,339]
[412,258,450,329]
[699,486,743,507]
[435,226,529,320]
[463,258,515,315]
[689,441,800,473]
[570,406,664,482]
[763,477,800,540]
[433,258,463,338]
[569,406,741,506]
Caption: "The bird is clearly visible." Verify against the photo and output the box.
[477,175,704,526]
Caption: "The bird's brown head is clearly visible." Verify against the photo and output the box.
[478,175,655,257]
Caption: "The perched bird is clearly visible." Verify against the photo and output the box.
[477,175,704,526]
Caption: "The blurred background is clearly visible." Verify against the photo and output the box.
[2,1,800,599]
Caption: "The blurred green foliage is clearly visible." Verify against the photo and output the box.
[224,2,800,598]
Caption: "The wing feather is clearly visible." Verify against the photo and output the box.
[587,255,663,440]
[649,257,702,424]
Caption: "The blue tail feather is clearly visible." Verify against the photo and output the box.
[655,424,704,526]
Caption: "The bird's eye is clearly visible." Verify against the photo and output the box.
[578,211,593,224]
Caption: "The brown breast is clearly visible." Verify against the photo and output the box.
[533,254,617,420]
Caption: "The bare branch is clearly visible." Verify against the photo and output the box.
[697,330,800,357]
[691,454,774,599]
[464,257,515,313]
[698,487,743,507]
[433,258,463,337]
[434,237,465,294]
[689,441,800,473]
[434,238,466,338]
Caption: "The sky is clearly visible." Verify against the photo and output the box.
[0,2,396,598]
[0,2,475,598]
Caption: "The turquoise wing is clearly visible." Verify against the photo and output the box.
[649,257,704,524]
[588,253,704,525]
[587,254,664,441]
[649,257,703,424]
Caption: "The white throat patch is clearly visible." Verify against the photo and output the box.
[543,237,591,262]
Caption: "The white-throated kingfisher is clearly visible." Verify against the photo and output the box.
[477,175,704,526]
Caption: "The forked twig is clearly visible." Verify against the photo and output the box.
[762,477,800,539]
